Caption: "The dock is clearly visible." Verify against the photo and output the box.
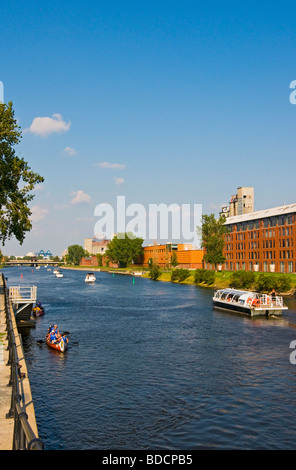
[0,274,43,450]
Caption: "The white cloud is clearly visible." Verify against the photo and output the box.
[94,162,125,170]
[30,205,49,223]
[27,113,71,137]
[114,177,124,185]
[63,146,77,156]
[70,190,92,205]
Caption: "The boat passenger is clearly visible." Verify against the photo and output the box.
[46,325,55,337]
[270,289,276,299]
[62,334,69,344]
[49,330,58,343]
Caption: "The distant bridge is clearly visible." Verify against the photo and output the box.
[5,260,65,266]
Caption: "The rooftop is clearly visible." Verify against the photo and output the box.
[224,202,296,225]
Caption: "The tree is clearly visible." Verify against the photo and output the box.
[199,214,228,269]
[0,101,44,245]
[67,244,86,265]
[170,251,178,268]
[105,232,143,268]
[149,265,161,281]
[96,253,103,267]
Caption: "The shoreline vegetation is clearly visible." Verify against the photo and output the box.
[62,265,296,296]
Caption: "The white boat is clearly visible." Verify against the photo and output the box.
[55,271,63,278]
[85,272,96,283]
[53,268,59,274]
[212,288,288,316]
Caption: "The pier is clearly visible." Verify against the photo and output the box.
[0,274,43,450]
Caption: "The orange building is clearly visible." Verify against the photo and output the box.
[214,203,296,273]
[143,243,204,269]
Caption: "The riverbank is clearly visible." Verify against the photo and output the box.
[61,265,296,295]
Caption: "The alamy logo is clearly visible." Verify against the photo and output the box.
[94,196,202,246]
[289,340,296,364]
[289,80,296,104]
[0,81,3,103]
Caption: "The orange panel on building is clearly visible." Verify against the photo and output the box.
[143,243,204,269]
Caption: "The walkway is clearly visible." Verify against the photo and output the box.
[0,275,13,450]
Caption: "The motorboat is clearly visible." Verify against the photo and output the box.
[85,272,96,283]
[53,268,59,274]
[55,271,63,278]
[213,288,288,316]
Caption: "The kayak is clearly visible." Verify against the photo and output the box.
[32,306,45,317]
[46,336,68,352]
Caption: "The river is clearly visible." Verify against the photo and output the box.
[5,266,296,450]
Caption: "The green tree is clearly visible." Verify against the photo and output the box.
[0,101,44,245]
[170,251,179,268]
[198,214,228,269]
[171,268,190,282]
[149,265,161,281]
[96,253,103,267]
[105,232,143,268]
[67,244,86,265]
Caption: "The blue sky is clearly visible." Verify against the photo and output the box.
[1,0,296,255]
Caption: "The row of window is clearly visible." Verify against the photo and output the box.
[225,226,294,242]
[225,249,294,260]
[224,261,295,273]
[225,238,294,251]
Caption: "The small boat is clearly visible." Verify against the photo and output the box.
[213,288,288,316]
[32,303,45,317]
[46,336,68,352]
[46,325,69,352]
[53,268,59,274]
[55,271,63,278]
[85,272,96,283]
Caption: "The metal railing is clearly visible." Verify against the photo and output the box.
[9,285,37,303]
[3,274,44,450]
[259,294,284,307]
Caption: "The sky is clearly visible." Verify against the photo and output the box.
[1,0,296,256]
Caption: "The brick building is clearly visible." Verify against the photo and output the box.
[143,243,204,269]
[216,203,296,273]
[84,238,110,255]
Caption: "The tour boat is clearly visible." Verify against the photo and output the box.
[46,336,68,352]
[213,288,288,316]
[85,272,96,283]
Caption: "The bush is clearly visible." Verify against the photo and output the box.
[194,269,215,285]
[171,269,190,282]
[148,265,161,281]
[255,273,292,293]
[229,270,255,290]
[276,275,292,293]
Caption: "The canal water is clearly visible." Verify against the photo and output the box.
[4,266,296,450]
